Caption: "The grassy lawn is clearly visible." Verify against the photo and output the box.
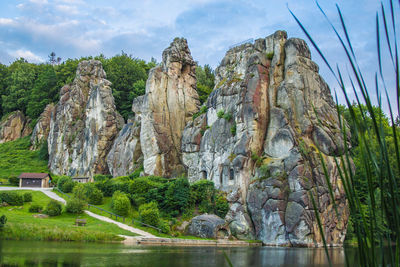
[0,137,48,179]
[0,190,137,242]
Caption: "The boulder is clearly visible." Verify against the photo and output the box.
[186,214,231,239]
[31,103,55,149]
[181,31,349,247]
[48,60,124,177]
[138,38,200,177]
[0,111,32,143]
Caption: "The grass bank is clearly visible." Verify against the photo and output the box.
[0,136,48,179]
[0,190,137,242]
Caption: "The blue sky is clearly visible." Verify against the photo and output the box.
[0,0,397,113]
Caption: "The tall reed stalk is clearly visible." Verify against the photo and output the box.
[291,1,400,266]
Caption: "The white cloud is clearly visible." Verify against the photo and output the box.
[55,5,80,15]
[0,18,14,25]
[10,49,44,63]
[29,0,48,4]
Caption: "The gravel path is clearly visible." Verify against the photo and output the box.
[0,186,156,238]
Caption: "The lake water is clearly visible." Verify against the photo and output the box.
[0,240,358,266]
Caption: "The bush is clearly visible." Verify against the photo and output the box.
[128,177,161,195]
[0,191,23,206]
[0,215,7,230]
[215,193,229,218]
[45,200,62,216]
[217,109,225,118]
[164,178,191,215]
[139,202,160,227]
[57,176,75,192]
[28,204,43,213]
[8,176,19,186]
[111,191,131,216]
[23,192,32,202]
[95,179,114,197]
[86,186,103,205]
[72,183,87,200]
[158,219,170,234]
[62,180,75,193]
[66,198,86,214]
[93,174,111,182]
[129,166,144,179]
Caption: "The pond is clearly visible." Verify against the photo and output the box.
[0,240,358,266]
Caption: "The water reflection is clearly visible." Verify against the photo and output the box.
[0,240,356,267]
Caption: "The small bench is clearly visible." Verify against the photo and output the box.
[75,219,87,226]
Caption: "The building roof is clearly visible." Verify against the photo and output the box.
[18,173,49,179]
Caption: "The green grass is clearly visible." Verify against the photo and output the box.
[0,190,137,242]
[0,136,48,179]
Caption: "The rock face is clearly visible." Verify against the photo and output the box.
[31,103,55,149]
[107,107,143,177]
[181,31,349,247]
[186,214,231,239]
[48,60,123,177]
[0,111,32,143]
[138,38,200,177]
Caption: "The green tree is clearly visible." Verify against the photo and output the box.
[196,64,215,104]
[26,64,58,119]
[1,58,36,115]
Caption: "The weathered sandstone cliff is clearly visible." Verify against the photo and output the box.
[0,110,32,143]
[138,38,200,177]
[181,31,349,246]
[31,103,55,149]
[48,60,123,177]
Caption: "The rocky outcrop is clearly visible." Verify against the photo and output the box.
[138,38,200,177]
[107,113,143,177]
[186,214,231,239]
[181,31,349,247]
[31,103,55,149]
[48,60,124,177]
[0,111,32,143]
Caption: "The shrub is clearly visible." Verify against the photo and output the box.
[190,180,215,213]
[164,178,191,215]
[87,187,103,205]
[8,176,19,186]
[93,174,111,182]
[230,124,236,135]
[62,180,75,193]
[266,51,274,60]
[128,177,161,195]
[45,200,62,216]
[223,112,232,121]
[66,198,86,214]
[72,183,87,200]
[158,219,170,234]
[95,179,114,197]
[217,109,225,118]
[23,192,32,202]
[0,215,7,230]
[129,166,144,179]
[0,191,23,206]
[111,191,131,216]
[28,204,42,213]
[139,202,160,227]
[215,193,229,218]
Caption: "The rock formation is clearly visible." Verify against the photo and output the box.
[107,112,143,177]
[0,111,32,143]
[181,31,349,246]
[138,38,200,177]
[48,60,124,177]
[186,214,231,239]
[31,103,55,149]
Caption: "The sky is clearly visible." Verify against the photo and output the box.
[0,0,398,113]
